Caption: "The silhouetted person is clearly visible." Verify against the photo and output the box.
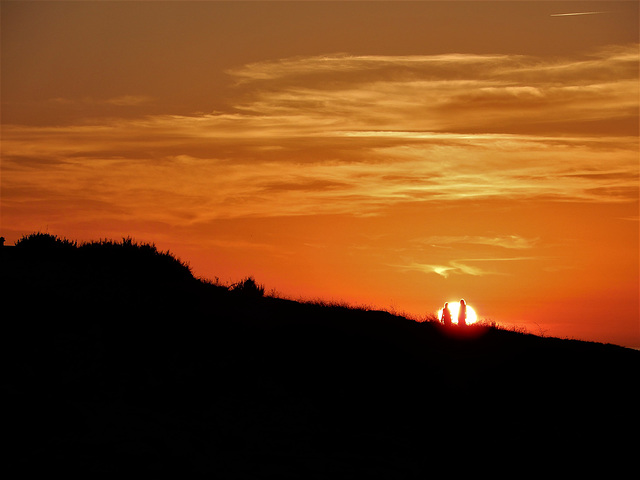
[441,302,452,327]
[458,299,467,327]
[0,237,4,247]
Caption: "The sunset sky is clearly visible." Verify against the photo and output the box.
[2,1,638,348]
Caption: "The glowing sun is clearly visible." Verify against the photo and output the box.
[437,301,478,325]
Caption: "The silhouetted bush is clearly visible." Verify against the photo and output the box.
[78,237,193,280]
[424,312,439,323]
[12,232,193,286]
[231,276,265,298]
[15,232,77,249]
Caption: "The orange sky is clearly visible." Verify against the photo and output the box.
[2,1,638,348]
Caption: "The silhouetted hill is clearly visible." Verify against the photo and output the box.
[2,234,638,476]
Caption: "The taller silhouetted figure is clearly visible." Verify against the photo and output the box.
[458,299,467,327]
[441,302,452,327]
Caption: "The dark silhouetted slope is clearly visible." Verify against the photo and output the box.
[2,234,638,476]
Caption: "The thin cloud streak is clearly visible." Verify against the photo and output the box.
[227,53,517,84]
[550,12,608,17]
[397,256,538,278]
[423,235,538,250]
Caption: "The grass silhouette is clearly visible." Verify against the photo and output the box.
[2,233,638,476]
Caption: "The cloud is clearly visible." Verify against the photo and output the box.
[2,45,637,225]
[398,256,537,278]
[550,12,607,17]
[3,126,637,224]
[227,53,517,85]
[423,235,538,250]
[399,261,494,278]
[227,45,638,135]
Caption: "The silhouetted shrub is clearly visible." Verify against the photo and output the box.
[231,276,265,298]
[15,232,77,249]
[424,312,439,323]
[12,232,193,285]
[78,237,193,282]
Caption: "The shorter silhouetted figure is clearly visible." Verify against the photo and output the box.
[458,299,467,327]
[441,302,452,327]
[0,237,4,247]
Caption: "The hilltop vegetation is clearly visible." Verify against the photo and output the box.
[13,231,194,281]
[2,233,638,476]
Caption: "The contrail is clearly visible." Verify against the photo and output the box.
[550,11,607,17]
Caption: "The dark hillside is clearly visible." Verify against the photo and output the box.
[2,235,638,476]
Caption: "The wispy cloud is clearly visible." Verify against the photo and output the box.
[394,232,542,278]
[228,45,638,134]
[227,53,516,84]
[398,257,537,278]
[423,235,538,250]
[2,45,638,225]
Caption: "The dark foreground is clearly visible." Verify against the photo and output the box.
[2,241,638,476]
